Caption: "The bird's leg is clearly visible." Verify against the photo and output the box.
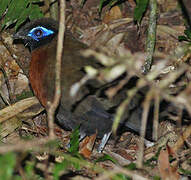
[97,131,112,153]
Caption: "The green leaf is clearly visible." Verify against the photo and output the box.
[0,152,16,180]
[178,35,189,42]
[53,160,69,180]
[16,90,33,101]
[68,126,80,154]
[153,176,161,180]
[28,4,43,20]
[14,176,22,180]
[108,0,118,7]
[179,168,191,176]
[73,162,81,170]
[95,154,118,164]
[15,7,31,30]
[24,161,44,180]
[124,163,136,170]
[1,0,43,30]
[134,0,149,23]
[99,0,106,13]
[0,0,12,17]
[53,157,82,180]
[184,29,191,40]
[25,161,35,178]
[2,0,28,28]
[112,173,131,180]
[80,0,87,7]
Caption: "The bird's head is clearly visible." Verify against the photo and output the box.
[13,18,58,51]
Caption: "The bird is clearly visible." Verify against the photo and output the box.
[13,18,152,152]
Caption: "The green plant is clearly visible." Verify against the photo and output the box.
[0,0,43,30]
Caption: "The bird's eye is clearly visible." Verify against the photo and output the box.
[34,29,43,37]
[27,26,54,41]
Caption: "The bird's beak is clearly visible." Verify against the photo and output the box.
[12,31,31,41]
[12,31,33,50]
[12,31,24,40]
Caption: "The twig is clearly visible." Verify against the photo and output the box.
[143,0,157,73]
[112,87,138,134]
[0,137,50,153]
[112,64,164,134]
[47,0,65,139]
[49,0,58,20]
[153,90,159,140]
[18,164,27,180]
[137,90,153,168]
[106,76,132,98]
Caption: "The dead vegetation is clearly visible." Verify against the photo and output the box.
[0,0,190,179]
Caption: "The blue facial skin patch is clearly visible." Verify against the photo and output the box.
[27,26,54,41]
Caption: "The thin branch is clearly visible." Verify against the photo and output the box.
[0,137,50,153]
[112,87,138,134]
[47,0,66,139]
[49,0,58,20]
[153,90,159,140]
[137,90,153,168]
[143,0,157,73]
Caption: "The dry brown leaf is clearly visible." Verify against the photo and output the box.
[172,125,191,153]
[103,6,122,24]
[158,148,180,180]
[79,133,97,159]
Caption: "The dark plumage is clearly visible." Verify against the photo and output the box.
[13,18,150,152]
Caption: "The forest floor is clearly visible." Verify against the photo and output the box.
[0,0,190,179]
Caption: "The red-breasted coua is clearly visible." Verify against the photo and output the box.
[13,18,150,152]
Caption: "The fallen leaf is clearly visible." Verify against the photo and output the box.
[103,6,122,24]
[158,148,180,180]
[172,125,191,153]
[79,133,97,159]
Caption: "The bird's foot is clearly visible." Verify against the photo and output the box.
[97,131,112,153]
